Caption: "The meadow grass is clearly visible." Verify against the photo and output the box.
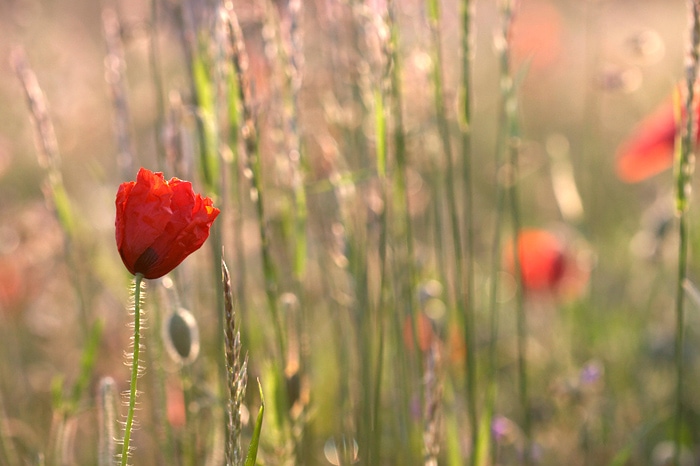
[4,0,700,465]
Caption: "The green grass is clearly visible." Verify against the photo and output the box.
[2,0,700,464]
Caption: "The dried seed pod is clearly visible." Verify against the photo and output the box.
[163,307,200,365]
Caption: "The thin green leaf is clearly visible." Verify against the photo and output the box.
[607,445,632,466]
[245,379,265,466]
[192,50,220,193]
[50,182,75,238]
[70,318,104,410]
[473,406,493,466]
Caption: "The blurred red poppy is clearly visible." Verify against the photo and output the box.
[504,228,590,301]
[615,99,700,183]
[615,102,677,183]
[115,168,220,279]
[505,229,566,292]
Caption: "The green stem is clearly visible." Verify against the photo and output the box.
[495,2,531,463]
[121,273,144,466]
[371,73,389,466]
[387,1,421,459]
[226,7,285,363]
[674,2,700,464]
[458,0,479,462]
[484,145,506,465]
[510,142,530,465]
[673,213,688,466]
[388,0,416,320]
[427,0,481,462]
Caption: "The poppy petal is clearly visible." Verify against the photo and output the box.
[505,229,566,292]
[616,102,677,183]
[115,168,220,279]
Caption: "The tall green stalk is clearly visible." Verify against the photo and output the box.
[674,2,700,464]
[386,0,422,459]
[483,162,506,466]
[225,7,286,363]
[371,62,389,465]
[496,1,531,462]
[425,0,477,461]
[121,273,144,466]
[483,1,531,464]
[387,0,417,321]
[457,0,480,463]
[224,8,293,463]
[510,140,530,466]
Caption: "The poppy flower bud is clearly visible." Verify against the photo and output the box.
[115,168,220,279]
[163,307,200,365]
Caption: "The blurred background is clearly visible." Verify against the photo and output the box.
[1,0,699,464]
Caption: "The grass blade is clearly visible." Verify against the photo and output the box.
[245,380,265,466]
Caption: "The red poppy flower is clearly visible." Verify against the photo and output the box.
[505,229,589,300]
[615,102,677,183]
[504,228,594,303]
[615,99,700,183]
[115,168,220,279]
[505,229,566,292]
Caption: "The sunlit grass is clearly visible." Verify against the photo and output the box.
[3,0,700,465]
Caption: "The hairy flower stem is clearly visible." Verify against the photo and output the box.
[121,273,144,466]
